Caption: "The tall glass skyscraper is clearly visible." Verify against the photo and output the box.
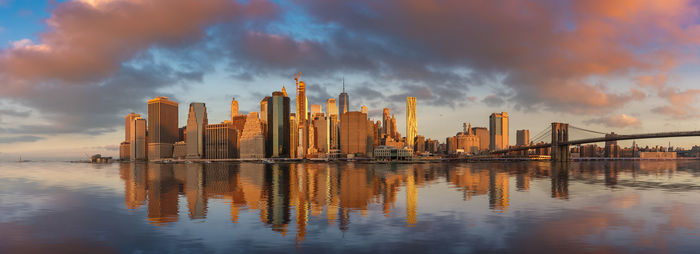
[147,96,178,159]
[186,102,208,159]
[406,97,417,148]
[267,91,290,158]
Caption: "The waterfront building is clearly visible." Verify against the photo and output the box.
[374,145,413,161]
[340,111,370,156]
[313,115,330,154]
[125,112,141,142]
[205,122,237,159]
[120,142,130,160]
[240,112,265,158]
[266,91,291,158]
[390,115,399,139]
[231,97,239,121]
[406,97,417,148]
[173,141,186,159]
[147,96,179,160]
[516,129,530,146]
[489,112,509,151]
[260,97,270,124]
[338,79,349,115]
[186,102,208,159]
[471,127,489,152]
[130,117,147,160]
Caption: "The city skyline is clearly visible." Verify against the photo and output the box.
[3,0,700,159]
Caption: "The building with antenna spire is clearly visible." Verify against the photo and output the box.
[338,78,349,115]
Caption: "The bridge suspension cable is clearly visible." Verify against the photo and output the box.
[530,126,552,144]
[569,125,609,135]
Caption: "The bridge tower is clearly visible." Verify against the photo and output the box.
[551,123,570,162]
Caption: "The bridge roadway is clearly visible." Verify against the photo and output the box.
[491,130,700,154]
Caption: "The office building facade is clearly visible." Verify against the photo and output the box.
[489,112,509,151]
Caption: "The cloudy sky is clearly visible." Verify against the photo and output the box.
[2,0,700,160]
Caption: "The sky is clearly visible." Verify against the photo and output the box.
[3,0,700,160]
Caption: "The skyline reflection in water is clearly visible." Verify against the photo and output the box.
[1,161,699,253]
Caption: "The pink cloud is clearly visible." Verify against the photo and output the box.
[585,114,641,128]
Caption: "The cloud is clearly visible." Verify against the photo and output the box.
[293,0,700,113]
[0,0,279,136]
[0,0,278,83]
[0,108,30,118]
[482,95,505,107]
[584,114,641,128]
[0,135,44,144]
[635,73,700,118]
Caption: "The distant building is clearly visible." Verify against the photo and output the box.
[186,102,208,159]
[290,113,297,158]
[406,97,417,148]
[374,145,413,161]
[338,79,349,115]
[604,133,620,158]
[471,127,489,152]
[329,114,339,150]
[382,108,392,138]
[240,112,265,159]
[310,104,323,117]
[326,98,338,117]
[205,122,237,159]
[639,152,676,159]
[414,135,425,154]
[360,105,368,114]
[489,112,508,151]
[130,117,147,160]
[266,91,291,158]
[516,129,530,146]
[230,97,239,121]
[340,111,370,156]
[313,115,330,154]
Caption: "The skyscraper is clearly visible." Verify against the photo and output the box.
[406,97,417,148]
[147,96,179,160]
[266,91,291,158]
[516,129,530,146]
[340,111,370,156]
[130,117,147,161]
[125,112,141,142]
[310,104,323,117]
[382,108,391,138]
[295,73,308,124]
[326,98,337,116]
[338,79,349,115]
[231,97,239,121]
[472,127,489,152]
[204,122,237,159]
[240,112,265,158]
[489,112,509,151]
[313,115,330,154]
[121,112,141,160]
[186,102,208,159]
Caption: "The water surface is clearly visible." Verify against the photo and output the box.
[1,161,699,253]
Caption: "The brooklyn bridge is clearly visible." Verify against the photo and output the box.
[490,123,700,162]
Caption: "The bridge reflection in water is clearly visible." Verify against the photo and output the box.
[118,161,682,242]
